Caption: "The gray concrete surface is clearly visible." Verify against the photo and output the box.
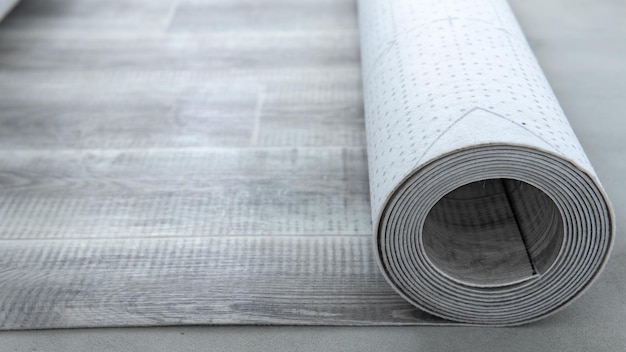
[0,0,625,350]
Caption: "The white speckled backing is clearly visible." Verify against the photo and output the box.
[358,0,614,325]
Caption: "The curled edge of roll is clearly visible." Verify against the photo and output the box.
[374,143,615,326]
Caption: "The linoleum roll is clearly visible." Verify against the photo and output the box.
[358,0,614,325]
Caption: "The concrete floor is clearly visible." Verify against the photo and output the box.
[1,0,625,350]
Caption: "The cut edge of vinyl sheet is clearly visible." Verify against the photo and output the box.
[358,0,615,325]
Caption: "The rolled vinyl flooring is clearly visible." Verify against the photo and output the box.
[0,0,614,329]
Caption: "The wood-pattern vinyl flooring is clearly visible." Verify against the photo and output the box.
[0,0,447,329]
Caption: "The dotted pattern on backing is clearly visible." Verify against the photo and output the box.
[358,0,593,216]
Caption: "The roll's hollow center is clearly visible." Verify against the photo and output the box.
[422,179,564,287]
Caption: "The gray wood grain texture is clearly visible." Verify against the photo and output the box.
[0,0,444,329]
[0,236,445,328]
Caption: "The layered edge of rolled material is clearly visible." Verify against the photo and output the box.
[376,144,614,325]
[358,0,615,325]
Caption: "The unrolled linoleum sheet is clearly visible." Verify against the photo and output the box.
[358,0,614,325]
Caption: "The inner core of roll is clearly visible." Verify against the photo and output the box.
[422,179,564,287]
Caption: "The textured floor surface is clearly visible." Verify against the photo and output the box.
[0,0,451,328]
[0,0,625,350]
